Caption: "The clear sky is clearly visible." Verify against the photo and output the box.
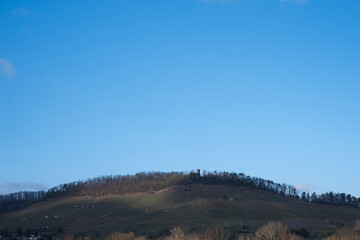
[0,0,359,196]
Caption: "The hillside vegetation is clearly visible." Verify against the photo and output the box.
[1,184,360,239]
[1,171,360,239]
[1,170,359,214]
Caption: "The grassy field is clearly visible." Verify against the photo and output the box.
[1,184,359,238]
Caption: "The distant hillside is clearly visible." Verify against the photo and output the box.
[1,184,360,239]
[1,170,359,215]
[1,170,360,239]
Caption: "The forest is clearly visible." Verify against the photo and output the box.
[1,170,359,214]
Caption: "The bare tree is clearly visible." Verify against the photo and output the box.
[204,227,230,240]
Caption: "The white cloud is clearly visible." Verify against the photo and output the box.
[12,7,30,16]
[0,58,15,78]
[0,182,47,195]
[294,183,315,193]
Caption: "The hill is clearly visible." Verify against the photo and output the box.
[1,184,360,239]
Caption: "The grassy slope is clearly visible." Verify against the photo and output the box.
[0,184,359,237]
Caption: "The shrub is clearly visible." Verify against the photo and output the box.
[104,232,147,240]
[238,222,304,240]
[204,227,230,240]
[167,227,185,240]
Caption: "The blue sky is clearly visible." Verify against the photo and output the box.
[1,0,359,196]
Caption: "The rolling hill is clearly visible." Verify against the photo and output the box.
[1,184,360,239]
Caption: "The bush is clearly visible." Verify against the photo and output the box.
[238,222,304,240]
[325,220,360,240]
[166,227,185,240]
[105,232,147,240]
[204,227,230,240]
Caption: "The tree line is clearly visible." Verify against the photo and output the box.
[300,191,360,208]
[0,191,45,213]
[0,170,359,214]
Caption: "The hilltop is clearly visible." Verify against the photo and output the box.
[1,171,360,239]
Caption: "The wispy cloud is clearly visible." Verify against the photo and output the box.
[280,0,309,4]
[0,58,15,79]
[294,183,315,193]
[0,182,47,195]
[12,6,30,16]
[45,75,78,93]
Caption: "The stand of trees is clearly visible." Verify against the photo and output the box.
[0,191,45,213]
[300,191,360,208]
[46,171,189,198]
[1,170,359,214]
